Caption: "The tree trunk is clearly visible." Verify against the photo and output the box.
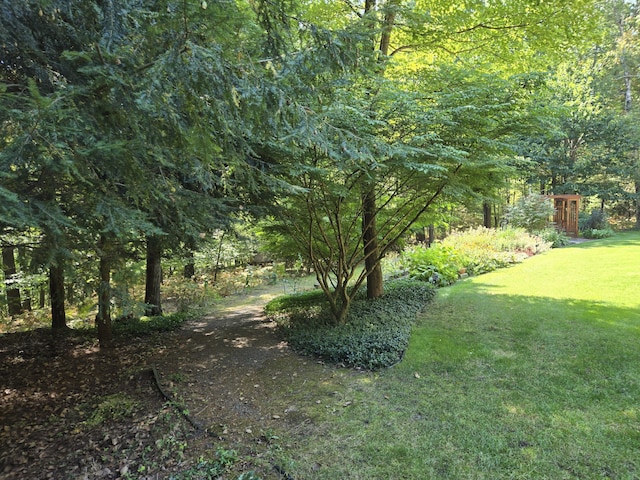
[183,250,195,279]
[17,247,31,311]
[22,295,32,312]
[2,246,22,316]
[97,236,113,348]
[360,0,398,300]
[379,8,396,57]
[428,224,435,247]
[483,202,492,228]
[636,181,640,230]
[362,189,383,299]
[145,235,163,316]
[49,262,67,330]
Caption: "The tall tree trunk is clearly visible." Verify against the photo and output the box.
[2,246,22,316]
[183,250,195,279]
[362,189,383,298]
[636,181,640,230]
[49,261,67,330]
[17,247,31,311]
[483,202,492,228]
[97,236,113,348]
[360,0,397,300]
[144,235,163,316]
[39,287,46,309]
[213,230,226,284]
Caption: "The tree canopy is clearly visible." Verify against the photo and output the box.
[2,0,639,328]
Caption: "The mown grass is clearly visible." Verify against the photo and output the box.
[273,232,640,479]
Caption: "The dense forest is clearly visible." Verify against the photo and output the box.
[2,0,640,340]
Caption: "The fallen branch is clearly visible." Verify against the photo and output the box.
[150,365,203,432]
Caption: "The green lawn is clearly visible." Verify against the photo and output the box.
[278,232,640,479]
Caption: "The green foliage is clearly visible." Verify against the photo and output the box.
[580,209,614,238]
[263,288,327,320]
[401,244,466,287]
[84,394,139,428]
[169,450,242,480]
[400,227,551,279]
[266,280,435,370]
[505,194,555,232]
[539,228,571,247]
[580,209,611,231]
[112,312,190,336]
[582,228,615,239]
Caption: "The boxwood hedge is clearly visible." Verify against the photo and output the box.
[265,279,436,370]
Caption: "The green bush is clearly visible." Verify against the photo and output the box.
[266,280,436,370]
[403,227,551,277]
[401,244,466,286]
[582,228,614,239]
[580,209,610,231]
[539,228,571,248]
[579,209,614,239]
[505,194,555,232]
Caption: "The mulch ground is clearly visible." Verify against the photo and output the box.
[0,287,331,479]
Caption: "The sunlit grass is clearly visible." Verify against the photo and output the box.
[273,231,640,479]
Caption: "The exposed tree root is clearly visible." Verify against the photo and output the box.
[151,365,204,432]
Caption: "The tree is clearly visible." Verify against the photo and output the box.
[1,0,288,342]
[268,50,526,322]
[2,245,22,316]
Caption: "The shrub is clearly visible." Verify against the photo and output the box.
[505,194,555,232]
[582,228,614,239]
[539,228,571,248]
[266,280,436,370]
[401,244,466,287]
[578,209,614,239]
[400,228,548,279]
[580,209,610,231]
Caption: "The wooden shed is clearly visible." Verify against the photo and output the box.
[548,194,580,237]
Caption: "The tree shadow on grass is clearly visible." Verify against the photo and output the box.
[568,230,640,249]
[398,292,640,479]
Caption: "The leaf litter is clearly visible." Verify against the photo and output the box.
[0,284,344,479]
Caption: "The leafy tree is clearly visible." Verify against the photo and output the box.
[1,0,281,343]
[505,194,556,233]
[257,0,603,322]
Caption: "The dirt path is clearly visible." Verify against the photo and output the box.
[0,281,329,479]
[151,286,300,432]
[147,283,334,477]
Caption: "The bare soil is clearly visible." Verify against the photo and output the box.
[0,283,337,479]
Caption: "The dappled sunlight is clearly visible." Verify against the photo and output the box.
[504,404,526,416]
[492,349,516,359]
[550,410,595,435]
[226,336,252,348]
[263,340,289,351]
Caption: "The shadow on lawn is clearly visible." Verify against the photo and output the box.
[568,230,640,249]
[465,288,640,330]
[418,288,640,372]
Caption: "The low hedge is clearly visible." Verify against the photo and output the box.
[265,279,436,370]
